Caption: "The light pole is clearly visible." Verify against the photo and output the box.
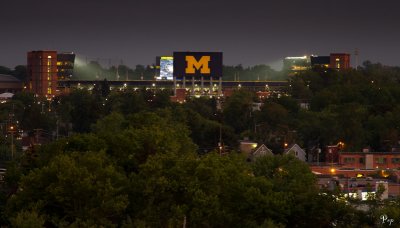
[9,125,15,160]
[317,147,321,166]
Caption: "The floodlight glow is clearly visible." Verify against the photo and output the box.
[285,56,308,60]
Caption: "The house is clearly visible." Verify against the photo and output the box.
[251,144,273,160]
[284,144,306,162]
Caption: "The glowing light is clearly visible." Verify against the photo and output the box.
[285,56,308,60]
[381,170,390,178]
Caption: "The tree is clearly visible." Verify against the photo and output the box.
[12,65,28,81]
[133,152,288,227]
[252,155,353,227]
[67,89,103,132]
[223,90,254,134]
[6,151,128,227]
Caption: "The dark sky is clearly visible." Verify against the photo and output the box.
[1,0,399,70]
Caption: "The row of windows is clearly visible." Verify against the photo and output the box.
[343,157,400,164]
[57,61,74,66]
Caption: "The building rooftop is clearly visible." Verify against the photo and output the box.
[0,74,21,82]
[310,56,330,65]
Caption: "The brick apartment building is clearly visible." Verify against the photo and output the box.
[339,151,400,169]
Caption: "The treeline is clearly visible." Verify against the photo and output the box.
[286,61,400,152]
[0,65,27,81]
[1,109,398,227]
[1,61,400,226]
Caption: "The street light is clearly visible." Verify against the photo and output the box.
[330,168,336,174]
[9,125,16,160]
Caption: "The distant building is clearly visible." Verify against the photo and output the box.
[27,50,75,98]
[339,151,400,169]
[283,56,310,74]
[330,53,350,70]
[285,53,351,73]
[310,56,330,70]
[0,74,23,93]
[311,53,351,71]
[284,144,306,162]
[27,50,58,98]
[57,52,75,80]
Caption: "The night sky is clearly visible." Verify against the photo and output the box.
[1,0,399,70]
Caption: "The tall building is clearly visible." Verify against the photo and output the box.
[27,51,75,98]
[57,52,75,80]
[27,51,57,99]
[330,53,350,70]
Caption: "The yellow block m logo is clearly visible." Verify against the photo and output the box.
[185,56,211,74]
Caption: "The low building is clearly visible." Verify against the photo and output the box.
[0,74,23,93]
[310,53,351,71]
[339,151,400,169]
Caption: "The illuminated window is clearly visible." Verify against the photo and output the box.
[335,58,340,61]
[47,88,52,94]
[48,56,52,58]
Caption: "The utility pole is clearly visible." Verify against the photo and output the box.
[217,101,223,155]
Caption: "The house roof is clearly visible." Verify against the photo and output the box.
[284,144,305,154]
[252,144,273,157]
[0,92,14,98]
[0,74,20,82]
[310,56,330,65]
